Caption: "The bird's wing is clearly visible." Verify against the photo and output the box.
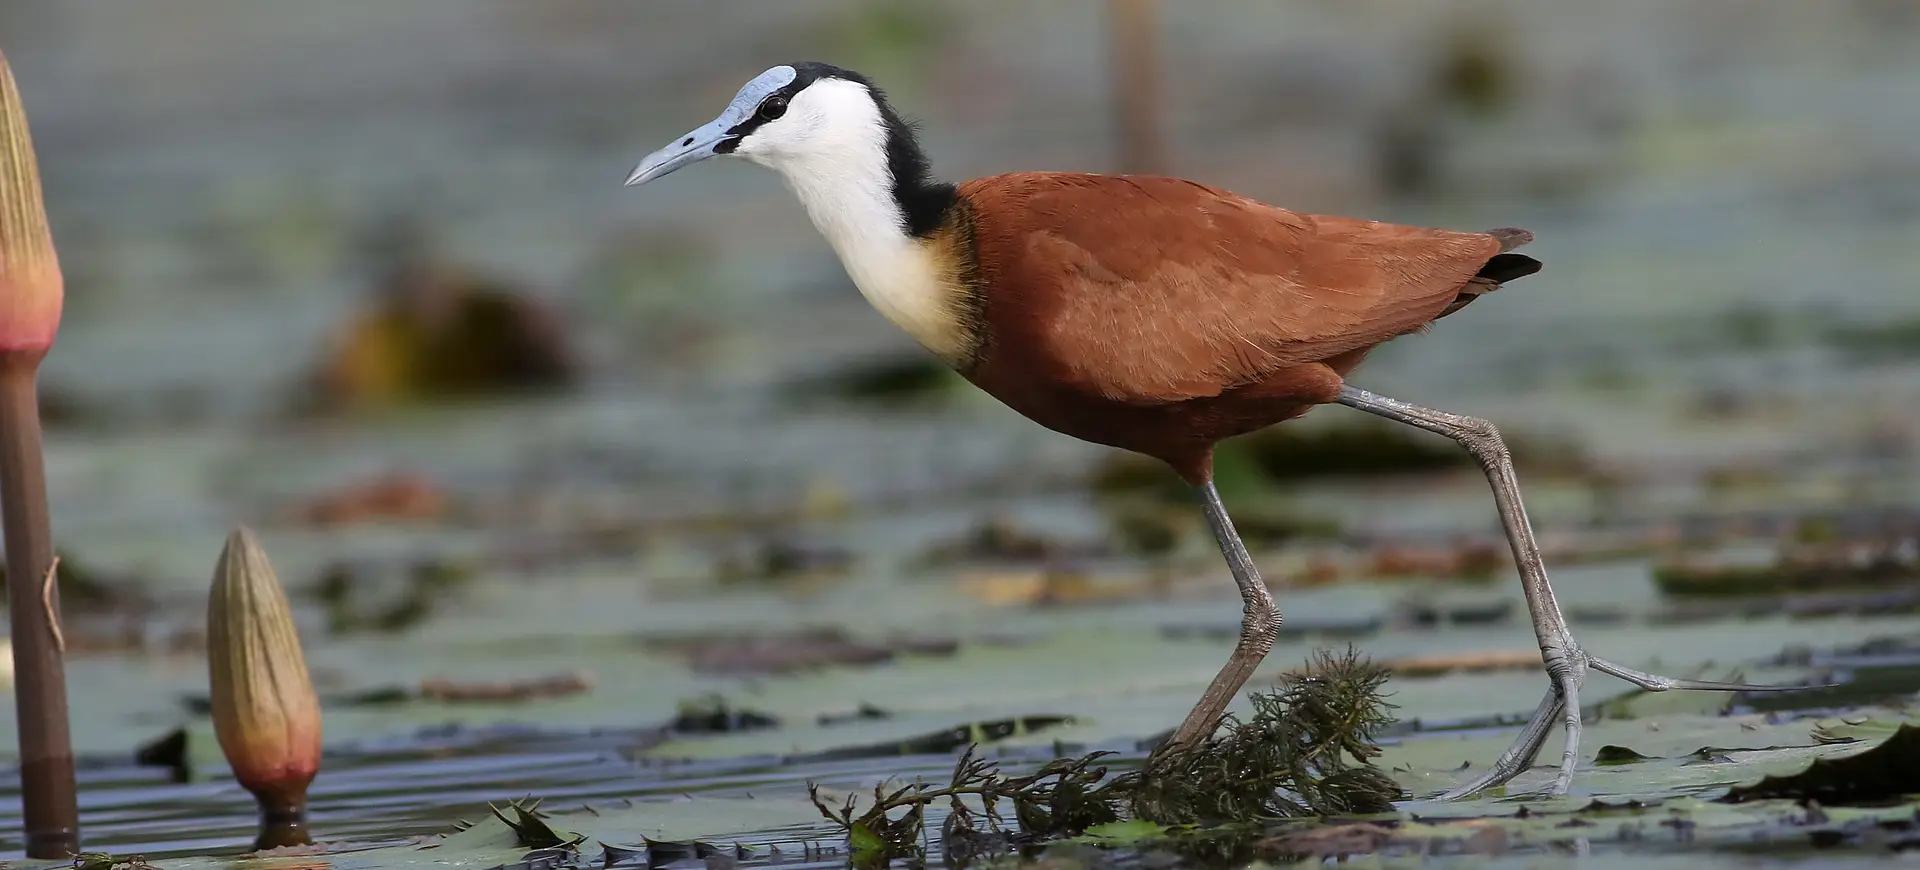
[960,173,1503,404]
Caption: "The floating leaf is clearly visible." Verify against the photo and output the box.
[1594,745,1656,765]
[1722,724,1920,804]
[488,799,582,849]
[1073,818,1167,846]
[1811,716,1908,746]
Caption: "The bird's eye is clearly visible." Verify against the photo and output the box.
[758,95,788,120]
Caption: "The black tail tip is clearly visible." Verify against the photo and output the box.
[1486,227,1534,252]
[1476,252,1542,284]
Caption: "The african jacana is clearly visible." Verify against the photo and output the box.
[622,62,1788,798]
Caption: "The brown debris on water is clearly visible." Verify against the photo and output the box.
[645,627,959,676]
[1259,817,1510,863]
[1374,649,1542,679]
[418,671,594,703]
[918,516,1102,567]
[712,537,854,587]
[1257,822,1398,862]
[1367,538,1505,581]
[958,569,1165,608]
[1654,535,1920,597]
[291,471,448,527]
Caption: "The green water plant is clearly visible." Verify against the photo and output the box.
[807,648,1400,868]
[0,45,78,858]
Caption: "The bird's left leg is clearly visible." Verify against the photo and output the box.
[1335,385,1794,798]
[1156,481,1282,753]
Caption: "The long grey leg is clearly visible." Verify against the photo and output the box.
[1337,385,1789,797]
[1158,481,1281,751]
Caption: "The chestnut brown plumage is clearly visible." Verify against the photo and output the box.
[624,61,1792,799]
[949,173,1525,485]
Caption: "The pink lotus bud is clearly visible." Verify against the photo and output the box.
[0,52,62,361]
[207,526,321,849]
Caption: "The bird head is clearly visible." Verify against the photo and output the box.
[625,62,889,189]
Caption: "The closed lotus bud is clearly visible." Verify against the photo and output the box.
[0,51,62,360]
[207,526,321,850]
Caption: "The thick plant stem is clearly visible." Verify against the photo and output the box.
[253,796,311,852]
[0,361,78,857]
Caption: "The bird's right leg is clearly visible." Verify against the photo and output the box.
[1156,480,1282,753]
[1335,385,1792,798]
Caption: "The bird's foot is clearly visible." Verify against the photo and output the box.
[1439,641,1807,801]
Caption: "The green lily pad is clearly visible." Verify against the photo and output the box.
[1723,723,1920,804]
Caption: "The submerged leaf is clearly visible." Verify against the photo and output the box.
[848,821,886,864]
[1811,716,1909,746]
[1074,819,1167,846]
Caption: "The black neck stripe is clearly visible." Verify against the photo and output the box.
[728,62,958,239]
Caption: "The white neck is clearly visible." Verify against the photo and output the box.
[745,80,961,361]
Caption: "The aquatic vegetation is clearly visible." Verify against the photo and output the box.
[803,649,1398,867]
[486,798,582,850]
[1130,650,1401,825]
[297,257,577,415]
[787,353,963,408]
[319,556,474,635]
[1090,416,1586,507]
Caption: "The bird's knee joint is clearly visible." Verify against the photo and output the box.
[1239,599,1281,646]
[1455,417,1508,463]
[1541,650,1579,682]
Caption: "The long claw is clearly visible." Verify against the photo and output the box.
[1438,654,1828,801]
[1439,687,1563,801]
[1588,657,1828,693]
